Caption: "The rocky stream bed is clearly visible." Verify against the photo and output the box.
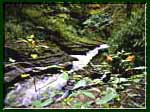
[4,4,145,108]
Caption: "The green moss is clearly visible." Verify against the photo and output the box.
[22,7,43,18]
[21,6,101,53]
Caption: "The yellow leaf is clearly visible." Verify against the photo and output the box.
[89,9,100,15]
[30,54,38,59]
[31,40,36,48]
[30,35,34,38]
[21,74,30,78]
[27,38,33,42]
[40,45,49,48]
[88,4,102,9]
[27,34,34,39]
[16,39,28,43]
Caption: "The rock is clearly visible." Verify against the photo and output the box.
[21,5,103,54]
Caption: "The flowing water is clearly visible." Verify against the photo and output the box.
[5,44,109,107]
[70,44,109,72]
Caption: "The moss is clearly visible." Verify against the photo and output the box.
[21,6,102,53]
[22,7,43,18]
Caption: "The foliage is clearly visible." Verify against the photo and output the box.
[73,79,87,90]
[83,13,112,31]
[96,87,118,105]
[32,98,53,108]
[5,20,24,39]
[108,7,145,54]
[5,4,145,109]
[82,91,96,99]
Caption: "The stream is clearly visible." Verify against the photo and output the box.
[5,44,109,107]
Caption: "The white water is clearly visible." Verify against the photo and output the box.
[70,44,109,72]
[5,44,109,107]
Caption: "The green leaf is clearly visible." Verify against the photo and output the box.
[132,78,141,83]
[82,91,96,99]
[96,88,118,105]
[74,102,82,108]
[32,99,53,108]
[73,80,87,90]
[61,71,69,80]
[32,100,42,108]
[41,98,53,107]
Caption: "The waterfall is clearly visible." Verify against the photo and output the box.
[70,44,109,72]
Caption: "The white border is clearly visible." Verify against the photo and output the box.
[144,3,147,109]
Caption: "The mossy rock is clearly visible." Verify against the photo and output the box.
[21,5,103,54]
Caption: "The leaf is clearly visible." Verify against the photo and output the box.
[57,13,68,19]
[111,77,128,84]
[89,9,100,15]
[16,39,28,43]
[39,45,49,48]
[20,73,30,78]
[41,98,53,107]
[119,78,128,82]
[32,98,53,108]
[73,75,82,78]
[74,102,82,108]
[82,91,96,99]
[47,65,64,69]
[132,78,141,83]
[73,75,82,80]
[27,38,33,42]
[126,55,135,62]
[30,54,38,59]
[92,79,103,84]
[32,100,42,108]
[73,80,87,90]
[27,34,34,39]
[63,97,73,106]
[61,71,69,80]
[96,88,118,105]
[106,55,113,62]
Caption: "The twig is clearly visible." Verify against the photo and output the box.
[33,77,37,92]
[120,92,129,105]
